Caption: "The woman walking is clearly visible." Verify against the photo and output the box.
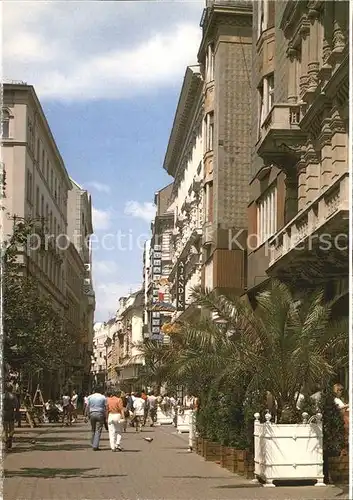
[106,390,124,452]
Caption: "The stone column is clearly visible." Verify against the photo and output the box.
[332,2,347,54]
[322,1,333,66]
[284,173,299,223]
[304,143,320,204]
[318,119,332,192]
[297,160,307,211]
[287,45,299,104]
[299,22,310,99]
[307,6,320,94]
[330,102,347,182]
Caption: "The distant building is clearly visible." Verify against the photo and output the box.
[163,65,204,323]
[146,184,174,340]
[108,291,144,391]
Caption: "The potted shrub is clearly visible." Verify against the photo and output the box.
[191,280,348,486]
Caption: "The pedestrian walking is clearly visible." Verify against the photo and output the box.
[132,392,145,432]
[3,383,19,451]
[106,390,124,452]
[121,392,129,432]
[85,386,107,451]
[71,390,78,423]
[62,390,72,426]
[83,392,89,416]
[147,392,157,426]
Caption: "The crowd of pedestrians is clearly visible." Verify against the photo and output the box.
[2,382,198,454]
[84,387,169,451]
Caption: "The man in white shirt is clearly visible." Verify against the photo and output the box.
[147,392,157,426]
[71,390,78,423]
[133,393,145,433]
[333,383,349,411]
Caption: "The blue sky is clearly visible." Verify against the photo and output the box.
[3,0,204,320]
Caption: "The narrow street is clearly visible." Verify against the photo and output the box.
[4,420,348,500]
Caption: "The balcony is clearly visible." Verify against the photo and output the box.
[202,221,214,246]
[256,104,307,169]
[267,174,349,283]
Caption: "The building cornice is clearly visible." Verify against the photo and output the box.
[163,66,203,177]
[197,1,252,62]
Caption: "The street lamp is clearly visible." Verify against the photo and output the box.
[104,337,111,390]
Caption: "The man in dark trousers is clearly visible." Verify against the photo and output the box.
[3,383,20,451]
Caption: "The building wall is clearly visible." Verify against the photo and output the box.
[2,84,72,313]
[247,0,349,296]
[198,1,253,295]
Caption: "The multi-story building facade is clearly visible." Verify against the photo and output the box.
[247,0,349,318]
[146,184,174,340]
[111,291,144,391]
[142,239,152,340]
[2,83,72,314]
[91,321,113,388]
[162,65,204,322]
[2,83,96,395]
[67,179,95,390]
[197,0,253,296]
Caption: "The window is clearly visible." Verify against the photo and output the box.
[37,139,40,162]
[205,44,214,82]
[54,178,57,200]
[46,160,49,181]
[2,110,10,139]
[258,73,274,127]
[26,170,33,203]
[42,149,45,172]
[205,112,214,152]
[50,169,53,192]
[41,195,44,217]
[27,118,35,152]
[257,184,277,246]
[258,0,275,37]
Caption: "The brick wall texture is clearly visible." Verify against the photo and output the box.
[214,17,252,231]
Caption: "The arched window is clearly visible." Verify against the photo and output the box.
[2,110,10,139]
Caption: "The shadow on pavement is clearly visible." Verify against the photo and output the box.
[163,475,246,480]
[213,484,260,489]
[5,467,99,479]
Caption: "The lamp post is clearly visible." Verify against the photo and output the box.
[104,337,111,391]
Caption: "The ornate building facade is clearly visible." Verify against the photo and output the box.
[145,184,174,340]
[163,65,204,323]
[247,0,349,315]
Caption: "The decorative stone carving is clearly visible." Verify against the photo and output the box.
[332,21,346,52]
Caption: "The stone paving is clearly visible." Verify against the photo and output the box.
[3,420,349,500]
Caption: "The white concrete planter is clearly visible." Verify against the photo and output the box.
[253,411,325,487]
[177,409,192,433]
[156,406,173,425]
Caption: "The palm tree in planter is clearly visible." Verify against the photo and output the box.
[190,280,348,486]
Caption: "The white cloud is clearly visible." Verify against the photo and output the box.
[92,207,113,231]
[85,182,111,194]
[3,1,203,101]
[124,201,156,223]
[94,282,141,321]
[94,260,119,276]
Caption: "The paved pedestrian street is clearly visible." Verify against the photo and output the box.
[4,421,348,500]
